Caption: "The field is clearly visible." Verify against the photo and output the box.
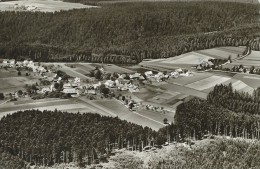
[225,50,260,68]
[0,98,94,119]
[92,99,166,130]
[140,46,247,69]
[185,75,230,91]
[0,0,97,12]
[196,46,246,60]
[0,71,39,93]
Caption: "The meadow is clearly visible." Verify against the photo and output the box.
[0,0,97,12]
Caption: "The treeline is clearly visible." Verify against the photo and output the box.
[208,84,260,115]
[0,110,162,167]
[0,2,259,63]
[165,98,260,142]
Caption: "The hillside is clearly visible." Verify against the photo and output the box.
[0,2,259,63]
[27,138,260,169]
[0,110,162,167]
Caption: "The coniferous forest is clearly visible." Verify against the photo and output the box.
[0,2,260,63]
[0,110,161,167]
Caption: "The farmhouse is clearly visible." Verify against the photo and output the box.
[63,83,80,89]
[130,73,141,79]
[62,88,79,96]
[104,80,116,88]
[145,71,154,78]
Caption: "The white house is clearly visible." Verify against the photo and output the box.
[9,59,15,65]
[74,77,81,83]
[63,83,80,89]
[3,59,9,64]
[23,60,29,65]
[93,82,101,89]
[130,73,141,79]
[104,80,116,88]
[145,71,154,78]
[62,88,79,96]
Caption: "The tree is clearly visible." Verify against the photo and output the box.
[17,90,23,97]
[18,71,21,76]
[54,83,60,90]
[0,93,4,100]
[163,118,168,124]
[95,70,102,80]
[102,88,110,96]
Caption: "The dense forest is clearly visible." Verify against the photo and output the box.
[0,2,260,63]
[0,110,162,167]
[207,84,260,115]
[159,84,260,143]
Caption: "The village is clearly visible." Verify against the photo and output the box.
[1,46,260,131]
[0,58,195,128]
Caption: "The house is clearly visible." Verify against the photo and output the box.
[16,61,23,67]
[119,74,127,79]
[23,60,29,65]
[180,71,192,77]
[74,77,81,83]
[104,80,116,88]
[196,65,202,70]
[145,71,153,78]
[86,89,96,95]
[93,82,101,89]
[63,83,80,89]
[38,66,47,73]
[176,68,183,73]
[9,59,15,65]
[41,87,52,93]
[62,88,79,96]
[130,73,141,79]
[3,59,9,64]
[170,71,179,78]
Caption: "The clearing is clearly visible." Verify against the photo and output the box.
[0,0,97,12]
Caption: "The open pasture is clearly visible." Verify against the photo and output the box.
[93,100,131,117]
[140,47,247,70]
[168,72,213,85]
[0,77,38,93]
[224,50,260,68]
[161,52,213,65]
[185,75,230,91]
[0,0,97,12]
[0,99,93,119]
[160,83,208,99]
[233,73,260,89]
[147,92,180,105]
[196,46,245,60]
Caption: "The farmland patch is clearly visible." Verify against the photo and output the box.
[185,75,230,91]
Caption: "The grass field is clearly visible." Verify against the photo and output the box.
[90,63,134,74]
[0,0,97,12]
[161,52,214,65]
[0,99,94,119]
[0,76,38,93]
[225,50,260,68]
[168,72,213,85]
[196,46,246,60]
[140,47,247,69]
[185,75,230,91]
[160,83,208,99]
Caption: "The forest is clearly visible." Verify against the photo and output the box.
[207,84,260,115]
[0,110,162,167]
[2,84,260,168]
[0,2,260,63]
